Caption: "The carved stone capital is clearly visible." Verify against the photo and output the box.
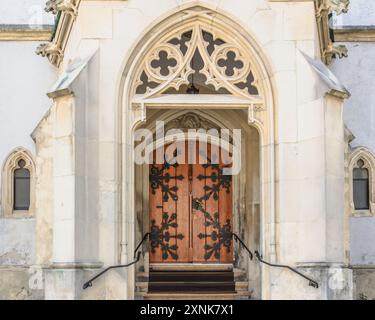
[45,0,78,17]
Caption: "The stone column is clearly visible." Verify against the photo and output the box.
[51,95,76,266]
[44,94,82,300]
[44,85,103,299]
[271,91,352,299]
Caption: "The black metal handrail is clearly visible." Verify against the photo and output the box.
[232,232,253,260]
[83,231,318,289]
[231,232,319,289]
[254,251,319,289]
[82,232,151,290]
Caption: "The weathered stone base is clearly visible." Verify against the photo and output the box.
[0,266,43,300]
[6,264,375,300]
[352,266,375,300]
[44,265,128,300]
[268,263,353,300]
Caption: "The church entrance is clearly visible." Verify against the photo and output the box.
[119,3,273,299]
[133,110,261,297]
[149,142,233,264]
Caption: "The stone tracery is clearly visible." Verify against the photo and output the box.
[134,24,260,99]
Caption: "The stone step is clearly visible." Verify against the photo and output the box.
[147,270,236,293]
[150,271,234,282]
[136,281,249,294]
[136,282,148,293]
[234,269,247,281]
[138,291,253,300]
[149,263,233,272]
[136,268,247,282]
[235,281,249,291]
[149,281,236,293]
[136,272,148,282]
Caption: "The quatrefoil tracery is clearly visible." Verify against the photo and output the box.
[134,25,260,99]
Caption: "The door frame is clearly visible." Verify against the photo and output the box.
[135,113,246,272]
[133,108,265,298]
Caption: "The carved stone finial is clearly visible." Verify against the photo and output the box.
[36,42,63,65]
[45,0,78,17]
[316,0,350,19]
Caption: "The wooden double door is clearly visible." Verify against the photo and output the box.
[149,143,233,263]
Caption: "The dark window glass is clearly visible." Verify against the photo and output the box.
[353,159,370,210]
[13,159,30,210]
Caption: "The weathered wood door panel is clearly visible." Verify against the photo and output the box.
[149,143,233,263]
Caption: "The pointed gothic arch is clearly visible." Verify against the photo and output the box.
[118,3,275,133]
[349,147,375,217]
[116,3,276,299]
[1,147,36,218]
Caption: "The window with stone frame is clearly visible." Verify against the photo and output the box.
[353,159,370,210]
[1,148,35,218]
[349,148,375,217]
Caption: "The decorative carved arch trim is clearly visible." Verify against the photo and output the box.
[120,5,273,132]
[348,147,375,217]
[132,22,262,101]
[1,147,36,218]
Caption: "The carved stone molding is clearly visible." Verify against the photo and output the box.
[45,0,78,17]
[36,0,80,67]
[315,0,350,65]
[0,25,53,41]
[316,0,350,18]
[133,23,261,100]
[334,27,375,42]
[167,113,221,131]
[36,42,63,66]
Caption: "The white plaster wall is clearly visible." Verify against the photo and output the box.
[331,43,375,265]
[330,0,375,268]
[0,42,56,165]
[350,218,375,265]
[334,0,375,27]
[0,219,35,265]
[0,0,54,26]
[331,43,375,154]
[0,42,56,266]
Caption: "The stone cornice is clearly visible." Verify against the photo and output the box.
[334,26,375,42]
[0,25,53,41]
[315,0,350,65]
[36,0,81,67]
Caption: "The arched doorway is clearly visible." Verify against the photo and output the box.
[118,4,276,299]
[134,109,260,297]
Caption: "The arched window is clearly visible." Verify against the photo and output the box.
[349,148,375,217]
[1,148,35,217]
[353,159,370,210]
[13,159,31,211]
